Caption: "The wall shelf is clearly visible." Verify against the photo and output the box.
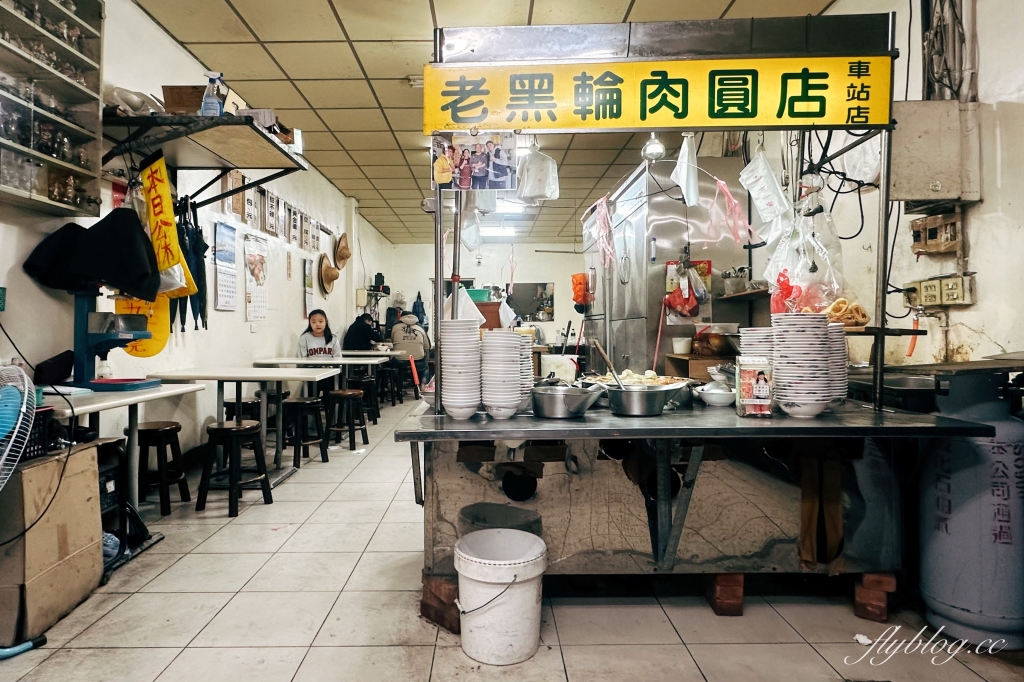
[715,288,769,302]
[0,183,95,215]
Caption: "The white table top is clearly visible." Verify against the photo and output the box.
[43,384,205,419]
[148,367,340,382]
[252,357,388,368]
[341,349,408,358]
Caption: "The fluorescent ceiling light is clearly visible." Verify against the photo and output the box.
[479,225,515,237]
[495,199,525,214]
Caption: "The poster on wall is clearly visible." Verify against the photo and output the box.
[227,170,244,216]
[243,182,257,227]
[304,258,313,317]
[431,132,517,191]
[244,234,268,321]
[301,214,311,250]
[291,208,300,247]
[278,201,289,239]
[311,219,320,251]
[214,222,237,311]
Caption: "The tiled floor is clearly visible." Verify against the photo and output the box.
[3,398,1023,681]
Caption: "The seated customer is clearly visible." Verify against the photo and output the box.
[297,309,341,398]
[390,310,432,385]
[343,313,382,351]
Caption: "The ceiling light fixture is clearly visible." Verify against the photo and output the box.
[641,132,666,161]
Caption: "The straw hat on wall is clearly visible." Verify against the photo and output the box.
[319,253,339,295]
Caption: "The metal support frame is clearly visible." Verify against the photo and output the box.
[103,117,228,165]
[192,168,299,210]
[871,129,895,410]
[651,440,706,571]
[433,185,445,415]
[411,441,424,505]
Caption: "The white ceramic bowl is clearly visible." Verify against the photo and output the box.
[445,405,479,420]
[484,405,518,419]
[697,386,736,407]
[778,401,829,418]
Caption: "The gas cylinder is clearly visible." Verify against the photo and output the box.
[920,372,1024,649]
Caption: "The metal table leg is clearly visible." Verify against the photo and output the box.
[655,442,672,562]
[656,442,706,573]
[275,381,284,467]
[411,442,423,505]
[126,403,139,508]
[258,381,269,462]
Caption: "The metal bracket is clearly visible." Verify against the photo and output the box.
[655,440,705,572]
[411,442,424,505]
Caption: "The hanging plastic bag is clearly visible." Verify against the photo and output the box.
[465,189,497,214]
[669,135,699,207]
[571,272,594,305]
[583,196,615,267]
[443,287,486,325]
[460,208,482,251]
[686,265,708,304]
[706,178,760,247]
[498,298,516,328]
[517,151,560,203]
[666,283,699,317]
[739,146,792,223]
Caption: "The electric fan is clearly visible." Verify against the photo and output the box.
[0,365,47,660]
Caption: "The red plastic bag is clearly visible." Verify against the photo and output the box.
[666,284,699,317]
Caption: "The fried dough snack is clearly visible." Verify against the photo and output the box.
[823,297,869,326]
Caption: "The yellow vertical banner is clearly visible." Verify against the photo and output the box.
[115,296,171,357]
[141,152,197,298]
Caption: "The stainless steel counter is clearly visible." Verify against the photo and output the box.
[394,401,993,442]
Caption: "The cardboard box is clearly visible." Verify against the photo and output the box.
[0,443,103,646]
[162,85,226,115]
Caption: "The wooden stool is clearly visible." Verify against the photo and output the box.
[327,389,369,451]
[379,366,403,406]
[357,376,380,425]
[284,397,327,468]
[197,420,272,518]
[126,421,190,517]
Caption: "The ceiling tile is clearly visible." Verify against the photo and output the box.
[362,166,413,179]
[266,43,362,79]
[275,108,327,131]
[626,0,730,21]
[379,189,426,199]
[352,42,433,79]
[304,150,354,165]
[334,178,376,191]
[433,0,530,26]
[394,132,432,149]
[343,188,383,200]
[230,0,344,41]
[559,165,605,178]
[334,132,398,150]
[531,0,630,24]
[373,179,419,190]
[568,132,632,150]
[386,199,425,207]
[187,43,282,80]
[392,207,424,215]
[403,149,431,166]
[357,199,389,207]
[319,166,365,179]
[540,149,566,164]
[358,207,398,217]
[725,0,833,18]
[349,150,408,165]
[297,80,377,108]
[137,0,252,42]
[321,109,390,131]
[559,177,599,189]
[303,132,343,150]
[562,149,618,165]
[228,80,307,108]
[333,1,434,40]
[614,148,642,164]
[384,109,422,132]
[371,80,423,108]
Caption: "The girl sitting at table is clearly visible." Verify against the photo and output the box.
[298,309,341,399]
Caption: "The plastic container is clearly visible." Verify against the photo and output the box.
[672,337,692,354]
[454,529,547,665]
[200,72,223,116]
[466,289,492,302]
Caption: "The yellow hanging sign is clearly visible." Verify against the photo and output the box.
[424,56,892,133]
[115,295,170,357]
[141,153,197,299]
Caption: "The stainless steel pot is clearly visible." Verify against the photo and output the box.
[532,385,603,418]
[607,383,690,416]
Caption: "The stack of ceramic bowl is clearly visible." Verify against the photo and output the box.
[828,323,849,401]
[772,313,831,418]
[739,327,774,358]
[519,335,534,407]
[439,320,481,420]
[481,331,522,419]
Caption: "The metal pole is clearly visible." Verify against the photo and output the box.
[433,184,444,414]
[872,129,894,410]
[451,192,464,321]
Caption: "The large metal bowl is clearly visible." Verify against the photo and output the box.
[532,385,603,419]
[607,383,690,416]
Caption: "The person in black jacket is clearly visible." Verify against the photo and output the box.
[342,313,382,351]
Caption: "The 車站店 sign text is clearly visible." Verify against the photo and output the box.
[423,56,892,133]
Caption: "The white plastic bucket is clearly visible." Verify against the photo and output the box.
[454,529,547,666]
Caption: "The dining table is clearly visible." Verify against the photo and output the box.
[146,366,341,486]
[252,356,389,390]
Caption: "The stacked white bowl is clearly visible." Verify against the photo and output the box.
[739,327,774,358]
[439,319,481,420]
[519,334,534,406]
[828,323,849,401]
[772,313,831,418]
[481,331,523,419]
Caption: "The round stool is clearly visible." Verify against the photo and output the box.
[284,397,327,468]
[327,389,369,451]
[356,376,380,425]
[379,366,403,407]
[127,421,190,517]
[197,420,272,518]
